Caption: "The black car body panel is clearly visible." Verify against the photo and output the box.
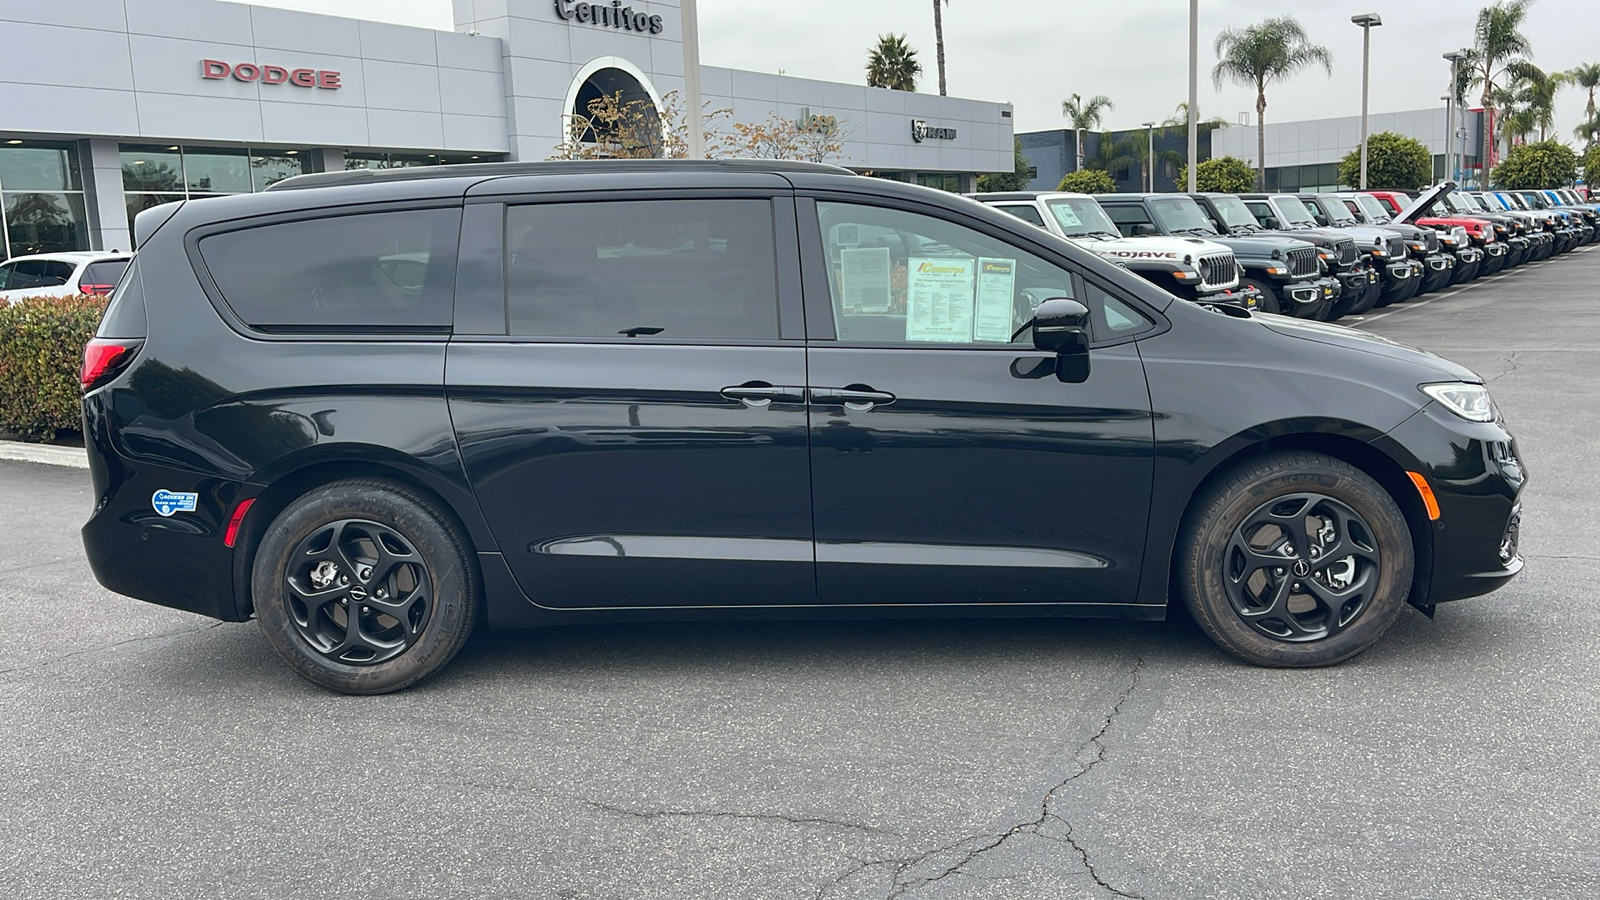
[81,160,1523,636]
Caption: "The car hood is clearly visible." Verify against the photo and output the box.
[1072,235,1234,261]
[1207,234,1315,256]
[1258,316,1480,383]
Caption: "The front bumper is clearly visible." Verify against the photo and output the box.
[1373,403,1526,606]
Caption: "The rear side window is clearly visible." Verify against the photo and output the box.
[97,259,147,338]
[504,199,779,341]
[198,208,460,332]
[2,260,74,290]
[994,204,1046,227]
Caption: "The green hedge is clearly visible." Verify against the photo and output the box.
[0,294,107,440]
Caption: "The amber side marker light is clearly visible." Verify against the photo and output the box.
[1407,471,1441,521]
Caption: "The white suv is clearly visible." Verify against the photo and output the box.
[0,252,132,303]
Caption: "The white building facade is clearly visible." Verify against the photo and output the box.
[0,0,1013,258]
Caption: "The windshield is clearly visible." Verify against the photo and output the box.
[1209,195,1261,229]
[1149,196,1218,234]
[1500,193,1528,210]
[1468,193,1496,212]
[1516,191,1548,209]
[1355,194,1391,222]
[1271,195,1318,227]
[1043,197,1120,238]
[1311,195,1358,224]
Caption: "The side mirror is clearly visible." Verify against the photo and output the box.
[1262,216,1282,230]
[1030,297,1091,383]
[1133,223,1159,236]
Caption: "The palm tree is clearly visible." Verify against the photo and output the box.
[932,0,949,96]
[866,34,921,92]
[1568,62,1600,142]
[1061,93,1115,173]
[1456,0,1537,169]
[1212,16,1334,191]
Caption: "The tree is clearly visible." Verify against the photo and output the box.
[1160,102,1230,144]
[1456,1,1538,171]
[1336,131,1433,190]
[1213,16,1334,191]
[932,0,949,96]
[727,112,847,163]
[551,90,733,160]
[1176,156,1258,193]
[1060,93,1114,172]
[1567,62,1600,139]
[978,140,1032,192]
[1121,126,1184,191]
[1058,169,1116,194]
[866,34,921,92]
[1582,142,1600,184]
[1491,139,1578,188]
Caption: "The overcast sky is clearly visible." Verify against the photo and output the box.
[246,0,1598,142]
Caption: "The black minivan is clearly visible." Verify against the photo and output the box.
[81,160,1524,693]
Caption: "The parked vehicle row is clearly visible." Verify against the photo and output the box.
[0,251,131,303]
[81,160,1526,692]
[970,183,1596,323]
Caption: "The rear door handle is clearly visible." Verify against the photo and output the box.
[721,382,805,408]
[811,386,897,411]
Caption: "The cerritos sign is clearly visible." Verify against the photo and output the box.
[201,59,342,89]
[911,119,957,142]
[555,0,666,34]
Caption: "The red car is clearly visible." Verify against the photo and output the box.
[1364,188,1501,280]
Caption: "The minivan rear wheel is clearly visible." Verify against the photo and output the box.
[1180,452,1413,667]
[252,479,479,694]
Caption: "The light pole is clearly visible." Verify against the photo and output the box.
[1352,13,1382,189]
[1443,50,1466,186]
[681,0,704,159]
[1187,0,1198,192]
[1142,121,1156,191]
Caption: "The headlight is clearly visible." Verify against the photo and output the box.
[1421,382,1495,422]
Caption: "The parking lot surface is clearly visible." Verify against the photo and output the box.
[3,248,1597,899]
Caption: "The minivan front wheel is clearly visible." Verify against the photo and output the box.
[253,479,479,694]
[1180,452,1413,667]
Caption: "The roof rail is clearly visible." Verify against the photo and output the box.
[267,157,857,191]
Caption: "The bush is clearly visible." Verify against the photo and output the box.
[0,294,106,440]
[1584,144,1600,189]
[1176,156,1257,193]
[1338,131,1432,190]
[1058,169,1116,193]
[1492,140,1579,189]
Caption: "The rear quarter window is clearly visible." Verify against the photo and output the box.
[197,208,461,332]
[80,260,130,291]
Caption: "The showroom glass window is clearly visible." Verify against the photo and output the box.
[0,140,89,259]
[120,145,313,229]
[344,152,495,170]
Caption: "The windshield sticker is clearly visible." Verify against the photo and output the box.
[152,490,199,517]
[906,257,976,342]
[839,246,891,313]
[973,258,1017,342]
[1050,203,1083,229]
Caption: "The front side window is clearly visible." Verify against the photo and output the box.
[505,199,780,341]
[816,201,1107,345]
[198,208,460,332]
[994,204,1046,227]
[1103,204,1155,237]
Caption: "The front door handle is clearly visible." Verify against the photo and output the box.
[721,382,805,408]
[811,386,897,411]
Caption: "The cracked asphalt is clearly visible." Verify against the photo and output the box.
[3,247,1597,899]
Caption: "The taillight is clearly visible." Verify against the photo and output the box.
[81,338,141,391]
[79,283,116,296]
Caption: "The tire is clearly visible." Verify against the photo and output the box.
[1179,451,1413,668]
[1241,277,1280,315]
[1346,278,1381,316]
[252,479,480,694]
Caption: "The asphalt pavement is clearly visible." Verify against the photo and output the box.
[2,247,1597,899]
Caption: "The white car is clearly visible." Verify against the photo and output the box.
[0,251,132,303]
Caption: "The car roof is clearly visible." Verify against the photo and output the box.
[269,158,855,192]
[1,251,129,264]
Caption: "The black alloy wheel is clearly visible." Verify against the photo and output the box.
[253,479,479,694]
[1181,451,1413,667]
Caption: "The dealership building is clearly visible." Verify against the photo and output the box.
[0,0,1013,259]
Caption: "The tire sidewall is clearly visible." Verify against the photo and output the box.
[1184,456,1414,667]
[253,482,476,694]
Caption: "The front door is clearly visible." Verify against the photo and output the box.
[800,198,1157,607]
[447,194,814,609]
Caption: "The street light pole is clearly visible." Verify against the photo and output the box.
[681,0,705,159]
[1187,0,1198,193]
[1352,13,1382,190]
[1142,121,1156,191]
[1443,51,1466,186]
